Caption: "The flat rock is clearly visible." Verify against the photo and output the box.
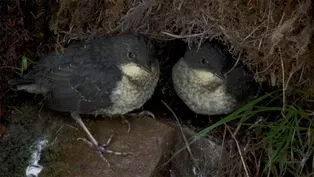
[0,103,176,177]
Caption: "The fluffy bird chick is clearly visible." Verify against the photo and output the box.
[9,34,160,167]
[172,42,258,116]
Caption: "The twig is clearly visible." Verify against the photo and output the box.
[225,51,242,76]
[0,66,22,71]
[161,100,200,174]
[298,63,305,82]
[161,31,205,39]
[254,153,262,177]
[219,125,228,171]
[255,58,276,74]
[225,124,250,177]
[50,124,65,145]
[196,32,206,51]
[241,21,267,43]
[233,121,242,137]
[218,25,232,41]
[0,89,9,100]
[279,47,286,114]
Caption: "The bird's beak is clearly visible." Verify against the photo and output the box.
[141,62,153,73]
[215,70,225,80]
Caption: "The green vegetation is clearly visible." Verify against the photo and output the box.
[175,90,314,176]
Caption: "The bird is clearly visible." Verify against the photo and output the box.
[8,33,160,167]
[171,41,259,116]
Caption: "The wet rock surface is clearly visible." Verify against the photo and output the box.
[0,103,176,177]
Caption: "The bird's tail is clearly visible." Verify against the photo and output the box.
[8,77,47,94]
[8,77,34,89]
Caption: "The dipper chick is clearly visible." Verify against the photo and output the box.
[172,42,258,116]
[9,34,160,167]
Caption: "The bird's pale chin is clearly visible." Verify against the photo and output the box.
[141,59,158,74]
[213,72,225,80]
[120,62,149,78]
[140,65,152,74]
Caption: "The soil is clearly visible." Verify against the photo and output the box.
[0,0,56,121]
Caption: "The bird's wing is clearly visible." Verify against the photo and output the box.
[41,40,121,113]
[225,67,259,102]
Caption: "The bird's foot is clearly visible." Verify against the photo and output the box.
[138,110,155,119]
[120,110,155,133]
[77,135,133,168]
[128,110,155,119]
[121,116,131,133]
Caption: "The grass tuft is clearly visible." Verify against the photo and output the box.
[172,90,314,176]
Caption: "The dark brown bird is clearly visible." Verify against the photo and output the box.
[9,34,160,167]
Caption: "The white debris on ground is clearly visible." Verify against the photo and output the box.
[25,137,48,177]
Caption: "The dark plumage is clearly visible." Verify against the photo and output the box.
[172,42,259,116]
[9,34,160,167]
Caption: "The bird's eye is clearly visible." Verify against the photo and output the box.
[200,58,208,65]
[127,52,134,59]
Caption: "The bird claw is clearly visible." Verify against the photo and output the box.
[77,135,133,168]
[121,117,132,133]
[128,110,155,119]
[138,110,155,119]
[120,110,155,133]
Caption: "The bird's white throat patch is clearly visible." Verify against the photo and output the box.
[192,69,221,84]
[120,62,147,77]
